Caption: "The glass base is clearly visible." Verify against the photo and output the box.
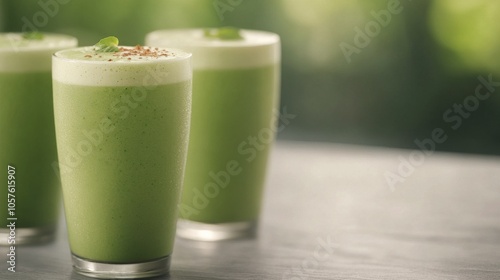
[72,254,170,279]
[0,226,55,245]
[176,219,256,241]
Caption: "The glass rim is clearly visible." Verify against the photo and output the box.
[52,46,192,65]
[0,32,77,53]
[146,28,280,49]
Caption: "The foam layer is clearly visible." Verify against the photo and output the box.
[145,29,280,70]
[0,33,77,72]
[53,46,192,86]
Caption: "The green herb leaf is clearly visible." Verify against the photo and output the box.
[95,36,120,52]
[22,32,44,40]
[204,27,243,40]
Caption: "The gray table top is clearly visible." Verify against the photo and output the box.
[1,140,500,280]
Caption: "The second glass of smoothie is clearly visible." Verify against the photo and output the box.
[146,28,281,241]
[52,41,192,278]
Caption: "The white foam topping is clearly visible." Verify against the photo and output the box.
[0,33,77,72]
[145,29,280,70]
[52,46,192,86]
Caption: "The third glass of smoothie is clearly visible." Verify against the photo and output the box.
[146,28,281,241]
[0,32,77,245]
[52,38,192,278]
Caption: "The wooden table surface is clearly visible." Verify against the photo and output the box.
[1,140,500,279]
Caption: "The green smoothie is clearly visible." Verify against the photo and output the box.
[146,29,281,236]
[0,72,59,227]
[0,33,77,245]
[181,65,278,223]
[52,43,192,268]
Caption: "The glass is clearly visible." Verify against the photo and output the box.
[146,29,280,241]
[0,33,77,245]
[52,45,192,278]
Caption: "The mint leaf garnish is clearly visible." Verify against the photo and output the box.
[204,27,243,40]
[22,32,44,40]
[95,36,120,52]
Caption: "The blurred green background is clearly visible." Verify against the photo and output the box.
[1,0,499,155]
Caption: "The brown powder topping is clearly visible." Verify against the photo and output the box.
[84,45,172,61]
[114,45,170,59]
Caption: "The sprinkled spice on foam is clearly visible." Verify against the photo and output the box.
[88,36,172,61]
[115,45,171,59]
[82,45,172,61]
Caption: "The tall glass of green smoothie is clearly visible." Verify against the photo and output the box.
[146,28,281,241]
[0,33,77,245]
[52,37,192,278]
